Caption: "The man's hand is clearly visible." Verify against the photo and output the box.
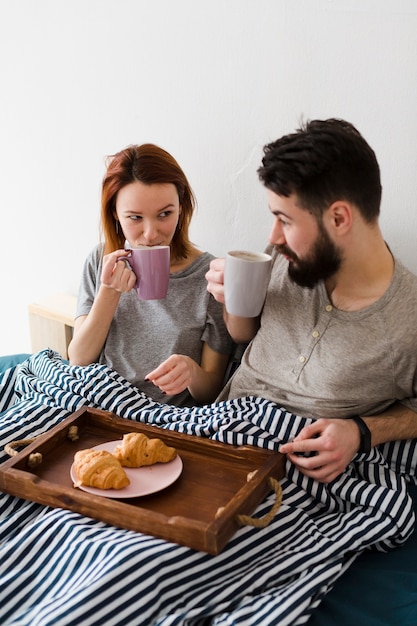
[205,258,225,304]
[205,257,260,343]
[279,418,362,483]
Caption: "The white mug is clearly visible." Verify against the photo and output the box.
[224,250,272,317]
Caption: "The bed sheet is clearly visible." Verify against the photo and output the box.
[1,350,417,626]
[0,353,31,373]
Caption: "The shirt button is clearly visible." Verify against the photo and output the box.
[299,355,306,363]
[326,304,333,312]
[312,330,319,338]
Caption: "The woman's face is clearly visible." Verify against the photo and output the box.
[115,181,180,248]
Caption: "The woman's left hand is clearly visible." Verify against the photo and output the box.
[145,355,197,396]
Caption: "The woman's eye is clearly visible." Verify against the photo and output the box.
[159,211,171,218]
[129,215,142,221]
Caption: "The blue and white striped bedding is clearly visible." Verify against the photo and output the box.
[0,350,416,626]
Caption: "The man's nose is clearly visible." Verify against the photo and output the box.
[269,219,286,245]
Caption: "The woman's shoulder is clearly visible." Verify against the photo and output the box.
[170,248,213,276]
[84,242,104,263]
[186,250,214,272]
[198,250,215,263]
[92,242,105,256]
[80,243,104,277]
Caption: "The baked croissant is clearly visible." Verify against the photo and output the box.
[113,432,177,467]
[73,449,130,490]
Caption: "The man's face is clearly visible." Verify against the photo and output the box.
[267,191,342,288]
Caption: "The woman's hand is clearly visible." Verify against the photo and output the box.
[101,250,137,293]
[146,345,229,403]
[279,418,362,483]
[145,354,197,396]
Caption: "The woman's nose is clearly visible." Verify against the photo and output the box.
[142,221,159,243]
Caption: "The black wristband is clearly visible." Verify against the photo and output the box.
[349,415,371,453]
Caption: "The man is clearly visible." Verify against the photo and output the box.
[206,118,417,483]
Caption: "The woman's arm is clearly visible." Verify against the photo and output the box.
[68,284,121,365]
[145,343,230,404]
[68,251,136,365]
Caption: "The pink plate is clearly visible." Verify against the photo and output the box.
[70,440,183,498]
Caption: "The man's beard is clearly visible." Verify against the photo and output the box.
[276,224,342,288]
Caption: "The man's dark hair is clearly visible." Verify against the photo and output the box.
[258,118,382,222]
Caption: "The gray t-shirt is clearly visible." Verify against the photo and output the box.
[76,245,233,406]
[220,246,417,419]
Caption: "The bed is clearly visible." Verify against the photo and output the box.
[1,350,417,625]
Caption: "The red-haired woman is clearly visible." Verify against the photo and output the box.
[68,144,233,406]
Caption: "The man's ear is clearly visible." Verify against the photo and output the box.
[326,201,353,234]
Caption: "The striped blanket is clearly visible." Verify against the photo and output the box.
[0,350,416,626]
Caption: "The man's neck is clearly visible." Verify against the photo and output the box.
[325,236,394,312]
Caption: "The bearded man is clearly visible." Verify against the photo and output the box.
[206,118,417,483]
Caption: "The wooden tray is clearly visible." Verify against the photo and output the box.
[0,407,284,554]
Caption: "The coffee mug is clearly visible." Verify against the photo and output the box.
[224,250,272,317]
[118,245,170,300]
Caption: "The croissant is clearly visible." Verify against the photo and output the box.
[73,449,130,490]
[113,432,177,468]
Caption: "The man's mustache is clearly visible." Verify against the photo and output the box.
[275,244,298,262]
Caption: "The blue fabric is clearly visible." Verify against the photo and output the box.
[0,353,31,373]
[309,484,417,626]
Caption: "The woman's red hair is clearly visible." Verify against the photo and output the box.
[101,144,196,258]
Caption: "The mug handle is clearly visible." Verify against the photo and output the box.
[116,253,131,264]
[116,253,139,287]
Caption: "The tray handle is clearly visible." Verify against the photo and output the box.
[4,426,80,468]
[235,477,283,528]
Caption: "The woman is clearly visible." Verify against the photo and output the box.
[68,144,233,406]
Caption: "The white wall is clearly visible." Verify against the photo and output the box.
[1,0,417,355]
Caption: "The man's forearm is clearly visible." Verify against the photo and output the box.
[363,402,417,447]
[223,310,260,344]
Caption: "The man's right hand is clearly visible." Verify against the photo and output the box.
[206,256,260,344]
[205,257,226,303]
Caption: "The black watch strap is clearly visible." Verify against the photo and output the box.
[349,415,371,453]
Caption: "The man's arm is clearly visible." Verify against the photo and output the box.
[222,312,260,344]
[365,402,417,445]
[279,402,417,483]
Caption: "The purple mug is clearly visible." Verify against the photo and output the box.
[118,246,170,300]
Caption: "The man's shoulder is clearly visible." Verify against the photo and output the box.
[395,258,417,293]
